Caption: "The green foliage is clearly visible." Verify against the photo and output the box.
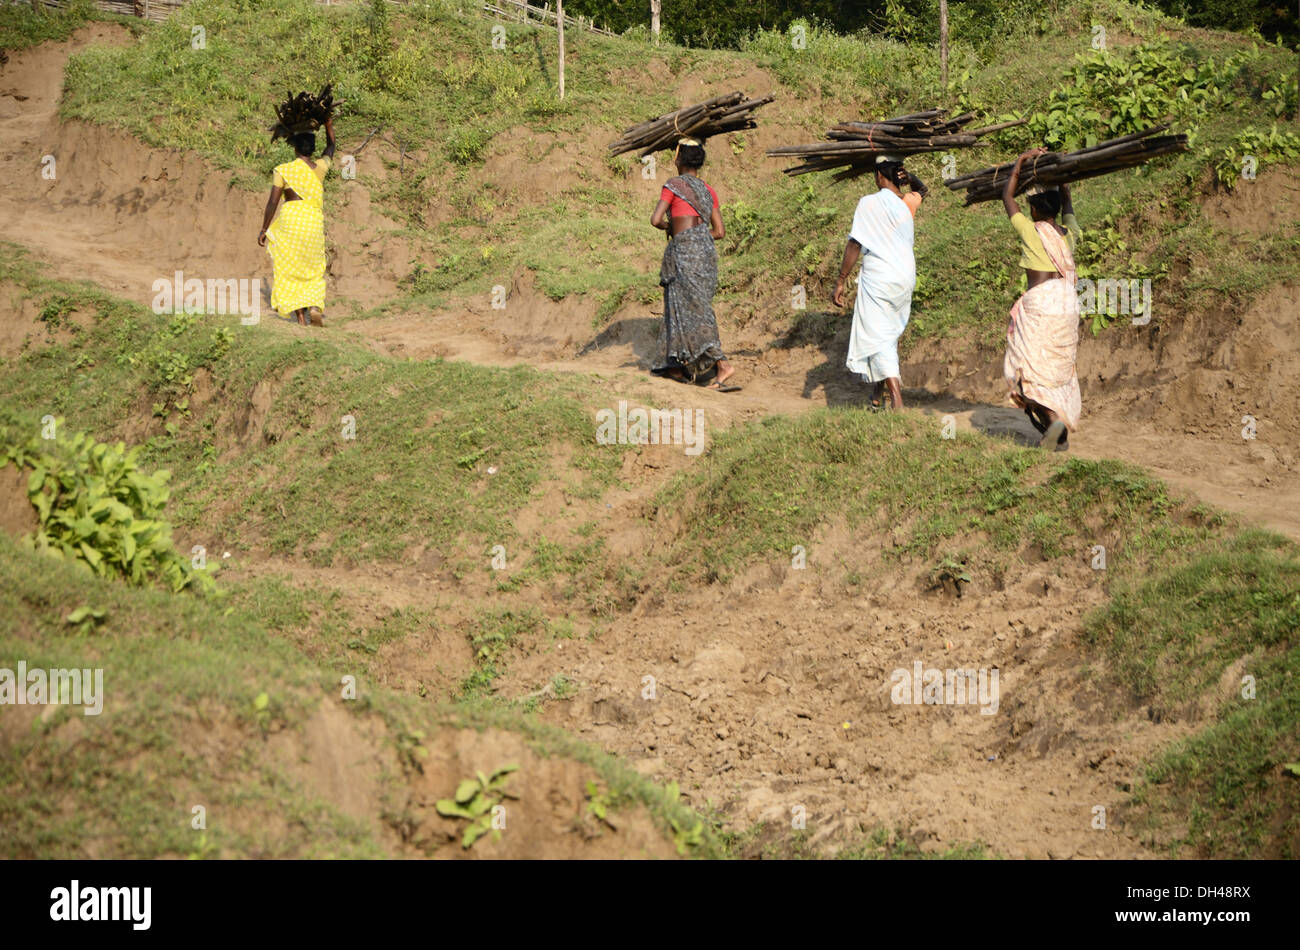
[1084,530,1300,707]
[742,18,936,102]
[0,0,108,51]
[118,313,233,413]
[1149,0,1300,47]
[460,608,546,699]
[584,779,617,828]
[1260,76,1298,120]
[549,673,577,699]
[0,418,214,593]
[1213,125,1300,190]
[725,200,763,254]
[929,553,971,590]
[662,780,705,854]
[395,728,431,772]
[65,605,108,635]
[37,295,80,331]
[564,0,1077,50]
[1025,40,1237,150]
[445,126,492,166]
[434,764,520,848]
[359,0,391,83]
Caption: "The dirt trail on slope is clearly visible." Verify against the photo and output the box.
[1,29,1296,858]
[0,25,426,312]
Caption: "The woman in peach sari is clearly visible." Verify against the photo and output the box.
[1001,148,1081,451]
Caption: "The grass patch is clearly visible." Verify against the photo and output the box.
[0,529,711,858]
[0,247,624,569]
[653,407,1212,584]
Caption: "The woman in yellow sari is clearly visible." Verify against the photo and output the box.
[258,116,335,326]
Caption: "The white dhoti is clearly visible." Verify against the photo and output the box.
[847,278,913,382]
[844,189,917,384]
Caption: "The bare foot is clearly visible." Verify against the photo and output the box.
[715,361,735,386]
[885,377,903,409]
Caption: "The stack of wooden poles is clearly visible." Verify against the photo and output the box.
[608,92,775,158]
[945,125,1189,204]
[768,109,1026,181]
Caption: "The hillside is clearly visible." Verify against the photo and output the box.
[0,0,1297,859]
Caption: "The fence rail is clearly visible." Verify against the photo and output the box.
[14,0,182,23]
[482,0,614,37]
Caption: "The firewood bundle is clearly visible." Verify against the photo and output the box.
[945,125,1189,205]
[768,110,1026,181]
[270,84,340,142]
[608,91,774,158]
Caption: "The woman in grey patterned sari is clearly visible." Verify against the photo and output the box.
[649,140,739,391]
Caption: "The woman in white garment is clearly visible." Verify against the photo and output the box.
[831,155,927,409]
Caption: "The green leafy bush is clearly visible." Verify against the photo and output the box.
[1213,125,1300,190]
[1024,40,1238,149]
[435,764,520,848]
[1,419,214,593]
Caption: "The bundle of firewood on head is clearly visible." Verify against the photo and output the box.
[269,83,341,143]
[767,109,1027,181]
[945,125,1189,205]
[607,91,775,158]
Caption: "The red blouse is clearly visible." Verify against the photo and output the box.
[660,181,719,219]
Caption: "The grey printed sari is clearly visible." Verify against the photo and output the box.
[653,175,725,382]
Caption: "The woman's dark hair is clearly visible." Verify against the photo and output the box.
[291,131,317,157]
[676,142,706,169]
[1028,189,1062,219]
[876,161,906,186]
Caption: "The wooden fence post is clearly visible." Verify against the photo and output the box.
[557,0,565,100]
[939,0,949,89]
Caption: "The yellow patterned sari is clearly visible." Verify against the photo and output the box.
[266,157,328,315]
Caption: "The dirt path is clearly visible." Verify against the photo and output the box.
[350,290,1300,541]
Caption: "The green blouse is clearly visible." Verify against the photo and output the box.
[1011,211,1079,272]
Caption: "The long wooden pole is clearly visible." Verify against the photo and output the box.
[939,0,949,89]
[651,0,661,45]
[557,0,565,100]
